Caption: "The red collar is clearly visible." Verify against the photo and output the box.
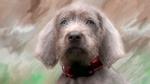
[62,56,103,78]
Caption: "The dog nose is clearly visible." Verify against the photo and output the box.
[68,32,82,42]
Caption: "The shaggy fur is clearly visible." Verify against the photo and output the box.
[35,2,128,84]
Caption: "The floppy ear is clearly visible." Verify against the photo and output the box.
[35,18,58,68]
[98,12,125,67]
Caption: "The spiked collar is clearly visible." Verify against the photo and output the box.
[62,56,103,78]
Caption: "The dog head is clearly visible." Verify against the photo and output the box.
[35,2,124,68]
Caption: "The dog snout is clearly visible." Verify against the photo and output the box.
[67,31,82,43]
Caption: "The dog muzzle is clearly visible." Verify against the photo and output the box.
[62,56,103,78]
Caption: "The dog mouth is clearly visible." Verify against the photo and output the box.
[66,47,86,54]
[64,46,88,62]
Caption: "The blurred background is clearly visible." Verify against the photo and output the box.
[0,0,150,84]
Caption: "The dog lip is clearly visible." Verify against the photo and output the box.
[69,41,81,46]
[66,46,85,53]
[68,43,82,48]
[68,46,82,50]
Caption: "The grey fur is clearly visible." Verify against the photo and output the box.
[35,2,129,84]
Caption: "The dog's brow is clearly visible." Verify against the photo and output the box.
[79,11,98,20]
[57,10,76,20]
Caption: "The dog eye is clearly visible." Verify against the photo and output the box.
[60,19,68,25]
[86,20,95,25]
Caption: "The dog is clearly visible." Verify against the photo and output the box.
[35,2,129,84]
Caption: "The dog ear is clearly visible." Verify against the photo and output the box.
[35,18,58,68]
[98,12,125,67]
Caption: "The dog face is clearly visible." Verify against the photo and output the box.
[55,7,104,65]
[35,3,124,68]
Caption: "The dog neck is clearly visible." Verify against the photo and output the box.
[62,56,103,78]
